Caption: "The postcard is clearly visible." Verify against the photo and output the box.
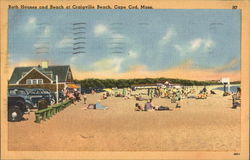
[0,0,249,159]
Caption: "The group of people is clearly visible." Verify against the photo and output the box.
[63,88,81,104]
[135,99,179,112]
[102,91,111,100]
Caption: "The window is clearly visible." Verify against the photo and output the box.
[32,79,37,84]
[26,79,43,84]
[38,79,43,84]
[26,79,32,84]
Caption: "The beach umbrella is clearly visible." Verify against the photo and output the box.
[103,88,112,92]
[67,83,80,89]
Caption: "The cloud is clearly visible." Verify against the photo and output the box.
[41,26,51,38]
[94,24,127,43]
[94,24,108,36]
[174,38,215,55]
[24,17,37,31]
[161,28,176,45]
[56,36,74,48]
[215,58,240,72]
[128,50,138,59]
[189,38,215,51]
[190,38,203,51]
[204,39,214,49]
[91,57,124,72]
[162,28,177,43]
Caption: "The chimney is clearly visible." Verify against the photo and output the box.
[41,61,48,69]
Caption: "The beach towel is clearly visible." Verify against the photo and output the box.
[95,103,108,110]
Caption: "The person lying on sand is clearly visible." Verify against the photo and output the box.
[157,106,170,111]
[135,103,143,111]
[86,102,108,110]
[136,95,144,101]
[197,92,207,99]
[137,99,171,111]
[87,104,96,109]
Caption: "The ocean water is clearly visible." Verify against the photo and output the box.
[213,85,240,93]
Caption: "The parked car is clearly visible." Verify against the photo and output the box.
[8,88,54,108]
[93,88,105,93]
[8,95,30,122]
[28,88,55,107]
[8,88,34,109]
[81,88,92,94]
[58,91,66,102]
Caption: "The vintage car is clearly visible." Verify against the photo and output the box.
[26,88,56,107]
[8,95,30,122]
[8,88,55,108]
[8,88,34,108]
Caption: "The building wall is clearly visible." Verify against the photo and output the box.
[19,69,52,84]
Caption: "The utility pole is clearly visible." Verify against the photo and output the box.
[56,75,59,104]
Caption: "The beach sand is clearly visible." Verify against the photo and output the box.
[8,89,240,151]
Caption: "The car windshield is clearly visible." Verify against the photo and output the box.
[9,89,27,96]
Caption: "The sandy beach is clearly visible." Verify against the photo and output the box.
[8,87,240,151]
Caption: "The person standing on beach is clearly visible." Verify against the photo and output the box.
[83,94,87,104]
[175,91,181,109]
[150,89,154,98]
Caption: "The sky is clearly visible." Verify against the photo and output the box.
[8,9,241,81]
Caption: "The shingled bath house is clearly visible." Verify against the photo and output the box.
[8,62,79,91]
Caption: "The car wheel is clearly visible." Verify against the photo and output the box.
[8,107,23,122]
[50,99,55,105]
[58,98,62,102]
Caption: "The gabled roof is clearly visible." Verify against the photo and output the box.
[9,65,71,84]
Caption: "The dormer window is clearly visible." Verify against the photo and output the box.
[26,79,43,84]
